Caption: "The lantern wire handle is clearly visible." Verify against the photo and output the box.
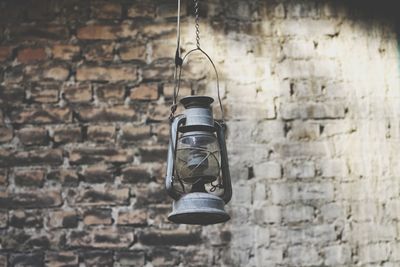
[171,0,225,124]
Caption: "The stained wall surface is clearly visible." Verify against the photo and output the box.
[0,0,400,266]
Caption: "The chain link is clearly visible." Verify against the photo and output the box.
[194,0,200,48]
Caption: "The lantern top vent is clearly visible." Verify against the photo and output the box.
[180,96,214,109]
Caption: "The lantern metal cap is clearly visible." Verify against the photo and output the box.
[168,192,230,225]
[180,96,214,109]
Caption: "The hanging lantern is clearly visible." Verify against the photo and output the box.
[165,95,232,225]
[164,0,232,225]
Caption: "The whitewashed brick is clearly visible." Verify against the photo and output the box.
[253,161,282,179]
[284,160,315,179]
[359,243,390,264]
[271,182,334,205]
[282,204,314,223]
[252,204,282,224]
[288,245,322,266]
[323,244,351,266]
[320,158,348,178]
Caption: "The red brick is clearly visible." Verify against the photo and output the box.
[96,84,125,102]
[77,25,136,40]
[76,65,137,82]
[63,83,92,103]
[84,44,114,62]
[76,106,136,122]
[91,2,122,19]
[69,147,132,165]
[119,124,151,143]
[52,44,80,60]
[117,209,147,226]
[0,46,13,62]
[14,169,45,187]
[10,107,71,124]
[119,44,146,61]
[163,82,192,99]
[127,2,155,18]
[142,62,174,80]
[30,83,59,103]
[130,83,159,100]
[17,47,47,63]
[16,127,48,146]
[83,208,112,225]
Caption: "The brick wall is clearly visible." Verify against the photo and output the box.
[1,0,400,266]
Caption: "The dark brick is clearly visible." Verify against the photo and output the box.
[10,25,69,40]
[0,85,25,105]
[138,229,202,246]
[80,251,113,267]
[0,127,13,144]
[47,169,79,187]
[0,190,62,209]
[68,187,129,206]
[45,251,78,267]
[67,227,134,249]
[0,46,13,62]
[134,183,168,207]
[0,210,8,228]
[139,146,167,162]
[121,165,151,184]
[47,210,78,229]
[69,147,131,165]
[91,2,122,19]
[76,106,136,122]
[52,126,82,144]
[10,252,44,267]
[80,165,114,183]
[14,169,45,187]
[16,128,48,146]
[0,149,63,167]
[9,210,43,228]
[10,107,71,124]
[83,208,112,225]
[0,169,7,186]
[0,254,7,267]
[115,251,145,267]
[119,124,151,143]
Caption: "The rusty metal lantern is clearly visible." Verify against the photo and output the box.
[164,0,232,225]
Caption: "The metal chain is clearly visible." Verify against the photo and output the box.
[194,0,200,48]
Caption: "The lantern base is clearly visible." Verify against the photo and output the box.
[168,192,230,225]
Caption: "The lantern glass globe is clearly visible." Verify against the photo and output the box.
[176,131,220,184]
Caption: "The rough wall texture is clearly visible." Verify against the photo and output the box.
[1,0,400,266]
